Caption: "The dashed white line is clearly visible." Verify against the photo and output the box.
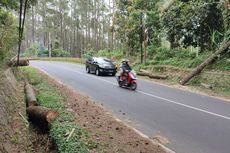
[33,63,230,121]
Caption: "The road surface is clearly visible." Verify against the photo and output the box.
[30,61,230,153]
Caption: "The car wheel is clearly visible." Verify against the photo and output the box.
[86,67,90,73]
[96,69,100,76]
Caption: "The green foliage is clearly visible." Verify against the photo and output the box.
[220,0,230,40]
[21,67,95,153]
[51,49,70,57]
[82,50,95,59]
[144,46,212,68]
[115,0,161,55]
[38,49,49,57]
[0,0,18,10]
[162,0,225,51]
[23,43,39,57]
[97,49,124,60]
[0,9,17,63]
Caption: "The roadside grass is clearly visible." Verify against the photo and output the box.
[20,66,96,153]
[30,57,85,65]
[187,72,230,96]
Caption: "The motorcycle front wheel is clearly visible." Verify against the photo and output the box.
[130,82,137,90]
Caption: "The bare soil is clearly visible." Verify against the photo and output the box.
[36,69,168,153]
[0,69,29,153]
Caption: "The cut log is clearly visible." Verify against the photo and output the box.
[180,41,230,85]
[137,69,150,76]
[25,83,38,107]
[140,69,150,73]
[137,71,149,76]
[8,59,29,67]
[27,106,59,123]
[149,74,168,80]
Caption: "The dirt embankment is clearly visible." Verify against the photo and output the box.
[0,68,29,152]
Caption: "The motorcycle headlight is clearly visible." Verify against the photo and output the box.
[131,70,137,77]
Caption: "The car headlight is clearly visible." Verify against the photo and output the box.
[99,64,105,68]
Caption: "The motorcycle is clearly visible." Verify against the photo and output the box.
[116,70,137,90]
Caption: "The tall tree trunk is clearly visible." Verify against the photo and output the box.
[88,0,91,48]
[60,13,63,49]
[102,21,105,49]
[17,0,28,65]
[94,0,97,51]
[97,2,100,51]
[111,0,115,51]
[73,28,76,56]
[32,6,35,43]
[108,0,111,50]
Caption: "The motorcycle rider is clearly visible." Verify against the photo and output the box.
[119,59,132,82]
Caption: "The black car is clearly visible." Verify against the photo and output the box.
[85,57,117,76]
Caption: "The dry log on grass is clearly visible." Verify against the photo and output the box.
[25,83,38,107]
[140,69,150,73]
[27,106,59,123]
[138,69,168,79]
[137,71,149,76]
[149,74,168,80]
[8,59,29,67]
[137,69,150,76]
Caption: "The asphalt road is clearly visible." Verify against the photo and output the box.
[30,61,230,153]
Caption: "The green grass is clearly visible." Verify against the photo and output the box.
[30,57,85,65]
[20,67,96,153]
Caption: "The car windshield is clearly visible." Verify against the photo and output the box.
[97,58,112,64]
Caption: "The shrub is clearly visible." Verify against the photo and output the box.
[23,43,39,57]
[97,49,123,60]
[51,49,70,57]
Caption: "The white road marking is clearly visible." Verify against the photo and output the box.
[33,63,230,121]
[137,91,230,120]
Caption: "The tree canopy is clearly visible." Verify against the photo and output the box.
[162,0,225,51]
[1,0,230,64]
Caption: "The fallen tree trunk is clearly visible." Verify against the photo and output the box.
[149,74,168,80]
[8,59,29,67]
[180,41,230,85]
[137,71,149,76]
[27,106,59,123]
[25,83,38,107]
[137,69,150,76]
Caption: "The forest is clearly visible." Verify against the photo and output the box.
[1,0,230,71]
